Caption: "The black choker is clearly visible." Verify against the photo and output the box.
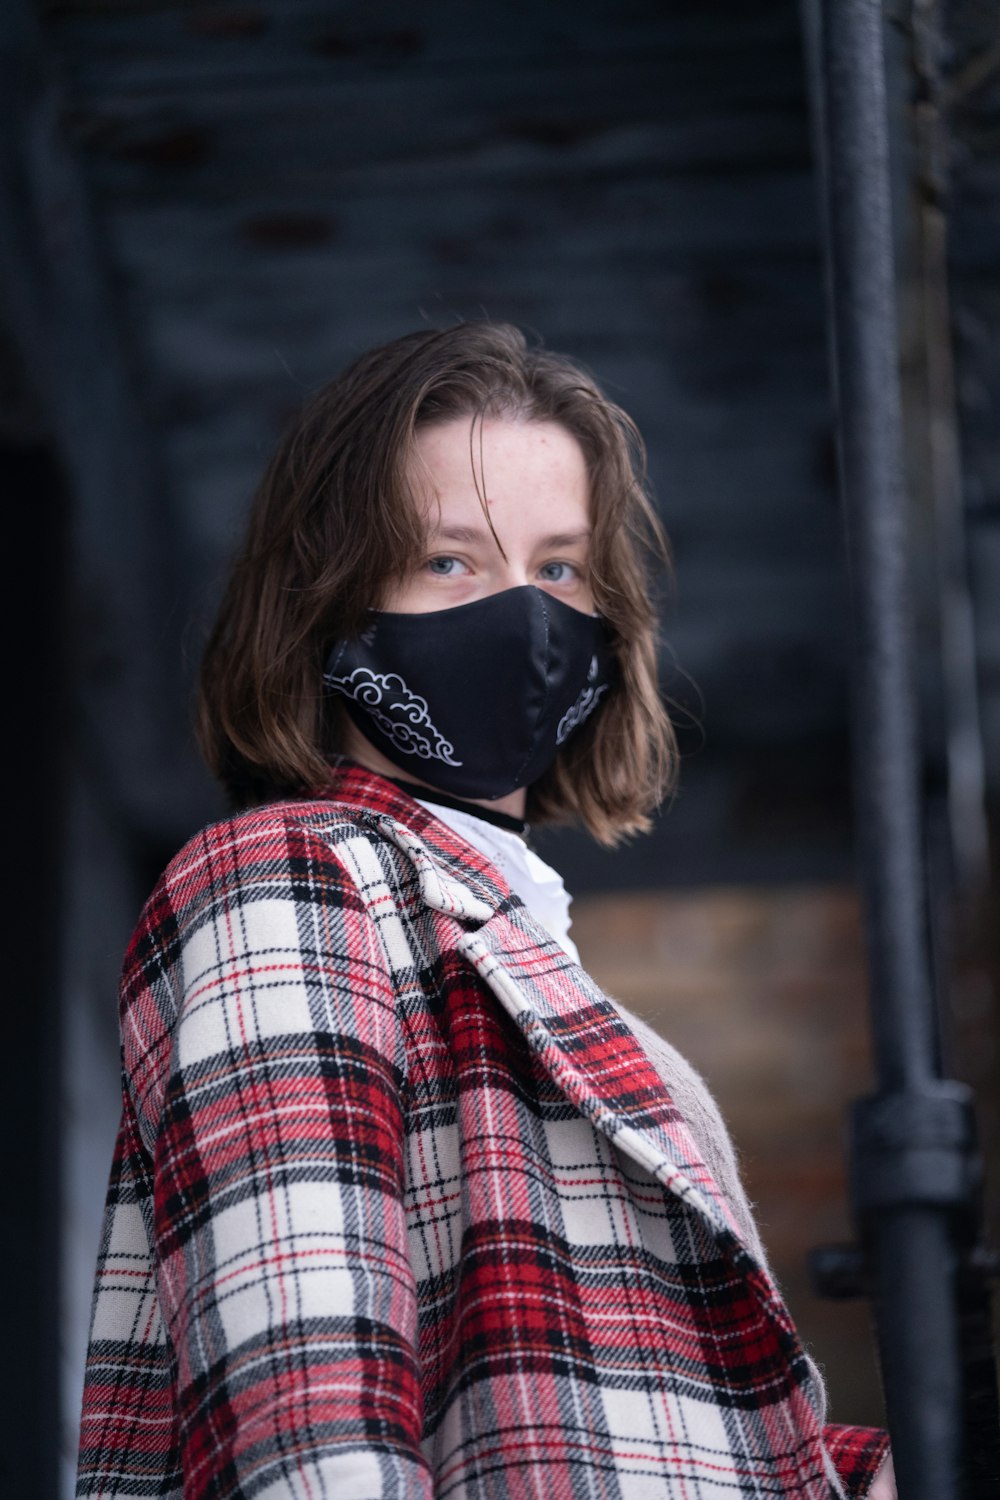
[387,777,529,838]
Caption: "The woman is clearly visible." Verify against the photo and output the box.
[77,323,894,1498]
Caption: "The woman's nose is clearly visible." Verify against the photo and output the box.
[492,560,531,593]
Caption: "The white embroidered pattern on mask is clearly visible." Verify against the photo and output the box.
[556,682,609,746]
[325,667,462,766]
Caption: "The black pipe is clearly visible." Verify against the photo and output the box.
[812,1,989,1495]
[817,0,932,1091]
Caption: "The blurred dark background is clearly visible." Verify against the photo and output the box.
[2,1,998,1494]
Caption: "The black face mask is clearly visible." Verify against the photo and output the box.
[323,585,616,800]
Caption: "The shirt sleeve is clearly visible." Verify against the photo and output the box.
[76,1090,183,1497]
[80,813,433,1500]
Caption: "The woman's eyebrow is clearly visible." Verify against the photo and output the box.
[541,529,592,549]
[428,524,591,548]
[427,524,491,545]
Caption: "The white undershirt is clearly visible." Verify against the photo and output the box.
[414,800,581,963]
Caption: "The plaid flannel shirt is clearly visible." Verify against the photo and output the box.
[77,764,889,1498]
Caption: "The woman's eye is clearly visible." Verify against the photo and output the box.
[538,561,579,583]
[426,555,467,577]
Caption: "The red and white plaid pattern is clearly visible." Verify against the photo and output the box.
[77,764,889,1498]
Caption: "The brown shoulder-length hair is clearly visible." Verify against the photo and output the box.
[197,322,677,846]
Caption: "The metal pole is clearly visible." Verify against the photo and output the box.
[819,0,932,1093]
[813,2,985,1494]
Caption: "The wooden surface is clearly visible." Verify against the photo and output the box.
[36,0,858,880]
[571,881,889,1428]
[25,0,997,887]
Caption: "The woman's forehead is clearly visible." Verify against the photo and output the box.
[408,417,591,533]
[410,415,585,479]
